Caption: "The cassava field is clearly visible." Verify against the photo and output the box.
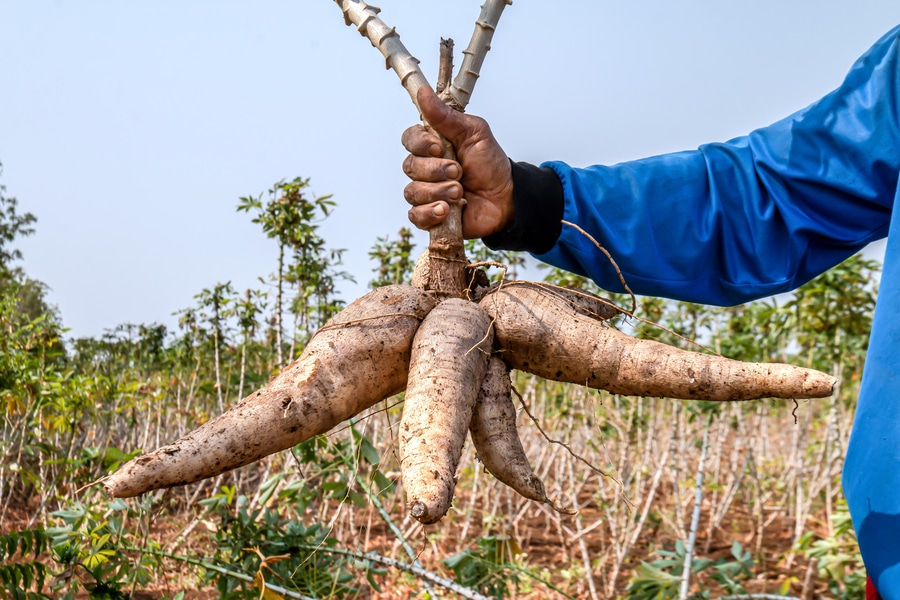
[0,178,880,599]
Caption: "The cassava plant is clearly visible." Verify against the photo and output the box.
[369,227,417,288]
[103,0,835,529]
[237,177,339,368]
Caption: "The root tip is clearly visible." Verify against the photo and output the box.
[410,501,427,518]
[410,500,444,524]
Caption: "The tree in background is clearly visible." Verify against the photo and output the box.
[0,161,36,277]
[0,161,57,327]
[238,177,350,367]
[369,227,417,288]
[195,282,236,413]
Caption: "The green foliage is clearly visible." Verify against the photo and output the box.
[0,165,56,353]
[796,501,866,600]
[443,535,526,599]
[195,282,235,343]
[201,426,394,598]
[287,425,393,512]
[785,253,878,375]
[237,177,351,359]
[0,528,51,599]
[205,492,358,599]
[705,541,754,595]
[237,177,334,251]
[625,540,753,600]
[0,162,37,275]
[230,288,267,340]
[0,280,73,503]
[625,559,681,600]
[369,227,416,288]
[0,498,163,599]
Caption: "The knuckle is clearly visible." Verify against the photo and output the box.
[402,155,415,177]
[400,126,414,149]
[408,206,431,229]
[403,183,418,204]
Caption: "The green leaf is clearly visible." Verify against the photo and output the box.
[371,470,395,496]
[19,530,33,557]
[4,531,18,559]
[359,437,380,466]
[50,505,85,524]
[44,526,74,546]
[91,532,111,549]
[322,480,347,496]
[365,565,383,593]
[18,562,32,592]
[348,489,367,509]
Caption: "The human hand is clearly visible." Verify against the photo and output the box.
[401,86,514,239]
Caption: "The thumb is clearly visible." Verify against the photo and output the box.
[417,86,468,146]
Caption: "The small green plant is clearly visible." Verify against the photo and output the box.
[625,559,681,600]
[237,176,350,365]
[205,489,359,598]
[369,227,417,288]
[443,535,525,599]
[625,540,753,600]
[796,501,866,600]
[0,528,51,599]
[36,498,161,599]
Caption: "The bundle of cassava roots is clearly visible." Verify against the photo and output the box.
[103,0,836,524]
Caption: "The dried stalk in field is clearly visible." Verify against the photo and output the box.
[679,413,713,600]
[104,1,836,533]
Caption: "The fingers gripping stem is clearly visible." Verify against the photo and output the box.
[336,0,512,296]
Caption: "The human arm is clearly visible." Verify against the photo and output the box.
[403,25,900,306]
[526,26,900,307]
[522,26,900,305]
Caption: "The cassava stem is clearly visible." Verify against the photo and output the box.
[480,285,836,401]
[104,285,436,498]
[336,0,510,295]
[445,0,513,111]
[335,0,430,111]
[425,42,469,296]
[425,1,511,292]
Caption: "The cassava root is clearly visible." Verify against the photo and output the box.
[399,298,494,524]
[104,1,837,534]
[479,284,836,401]
[104,285,436,498]
[470,355,549,504]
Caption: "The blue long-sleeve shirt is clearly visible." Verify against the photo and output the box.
[487,24,900,597]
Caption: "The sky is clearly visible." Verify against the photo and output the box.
[2,1,899,340]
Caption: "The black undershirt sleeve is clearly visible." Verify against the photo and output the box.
[482,160,565,254]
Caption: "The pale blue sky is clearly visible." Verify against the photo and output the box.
[2,1,899,339]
